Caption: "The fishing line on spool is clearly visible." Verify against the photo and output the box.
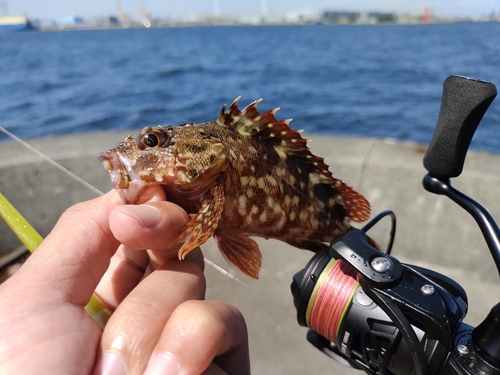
[305,257,359,342]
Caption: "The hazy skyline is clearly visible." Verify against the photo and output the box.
[5,0,500,20]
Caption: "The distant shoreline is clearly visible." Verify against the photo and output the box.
[30,19,498,32]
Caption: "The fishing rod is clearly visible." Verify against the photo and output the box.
[291,76,500,374]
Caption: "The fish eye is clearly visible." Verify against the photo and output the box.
[137,127,171,150]
[142,133,160,148]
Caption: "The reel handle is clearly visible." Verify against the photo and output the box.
[423,76,496,180]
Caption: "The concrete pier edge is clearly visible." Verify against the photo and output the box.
[1,131,499,374]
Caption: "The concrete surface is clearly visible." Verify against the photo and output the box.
[1,131,500,374]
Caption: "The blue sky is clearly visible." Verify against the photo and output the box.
[6,0,500,20]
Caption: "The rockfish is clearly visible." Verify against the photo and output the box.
[98,98,370,278]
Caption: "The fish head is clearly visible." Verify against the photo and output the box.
[98,124,226,203]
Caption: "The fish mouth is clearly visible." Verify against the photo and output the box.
[97,151,131,189]
[98,150,153,204]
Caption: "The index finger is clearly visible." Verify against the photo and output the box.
[9,190,123,307]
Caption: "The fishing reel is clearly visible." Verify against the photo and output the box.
[291,76,500,375]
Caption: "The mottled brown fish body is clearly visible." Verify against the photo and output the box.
[98,98,370,278]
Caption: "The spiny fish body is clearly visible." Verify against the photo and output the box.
[98,98,370,278]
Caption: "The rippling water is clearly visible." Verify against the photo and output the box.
[2,23,500,152]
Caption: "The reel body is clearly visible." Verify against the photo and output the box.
[292,223,469,375]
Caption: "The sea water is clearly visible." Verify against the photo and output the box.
[1,23,500,152]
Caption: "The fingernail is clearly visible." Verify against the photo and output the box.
[144,352,180,375]
[120,205,161,228]
[95,351,129,375]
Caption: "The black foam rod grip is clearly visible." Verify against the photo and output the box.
[423,76,497,179]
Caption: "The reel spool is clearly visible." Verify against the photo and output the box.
[291,247,422,374]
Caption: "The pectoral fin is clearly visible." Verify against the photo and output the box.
[177,184,225,259]
[213,230,262,279]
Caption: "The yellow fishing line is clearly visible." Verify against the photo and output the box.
[0,191,111,329]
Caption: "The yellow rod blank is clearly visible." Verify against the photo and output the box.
[0,192,43,253]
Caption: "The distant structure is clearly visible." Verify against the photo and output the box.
[0,14,33,31]
[213,0,221,16]
[55,15,84,28]
[116,3,131,25]
[422,7,431,24]
[322,10,397,24]
[0,0,7,17]
[261,0,269,21]
[0,0,33,31]
[138,0,151,27]
[322,11,360,23]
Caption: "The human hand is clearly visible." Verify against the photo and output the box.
[0,189,250,375]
